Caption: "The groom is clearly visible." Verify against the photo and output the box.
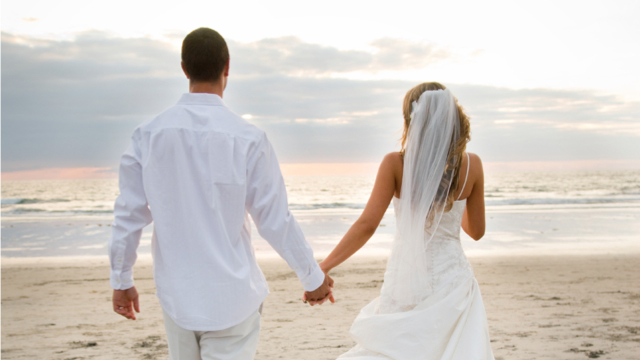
[108,27,334,360]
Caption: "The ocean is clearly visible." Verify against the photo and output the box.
[2,170,639,258]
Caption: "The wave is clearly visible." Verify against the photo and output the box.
[2,196,638,217]
[1,198,71,205]
[292,197,640,210]
[1,198,24,205]
[486,196,640,207]
[289,203,366,210]
[2,209,114,216]
[294,197,640,209]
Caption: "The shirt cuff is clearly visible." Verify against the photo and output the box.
[110,272,135,290]
[301,263,326,292]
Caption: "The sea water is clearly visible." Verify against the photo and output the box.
[2,170,639,258]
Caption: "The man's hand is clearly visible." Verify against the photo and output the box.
[302,273,335,306]
[113,286,140,320]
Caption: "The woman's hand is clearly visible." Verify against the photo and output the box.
[302,273,335,306]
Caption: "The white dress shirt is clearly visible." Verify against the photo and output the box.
[109,93,325,331]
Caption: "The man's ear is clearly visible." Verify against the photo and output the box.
[223,58,230,77]
[181,61,190,79]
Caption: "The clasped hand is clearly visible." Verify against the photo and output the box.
[302,273,335,306]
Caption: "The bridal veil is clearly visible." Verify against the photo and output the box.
[379,88,461,313]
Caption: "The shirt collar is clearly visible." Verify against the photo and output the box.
[177,93,226,107]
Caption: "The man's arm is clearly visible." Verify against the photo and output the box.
[109,134,153,319]
[245,133,332,303]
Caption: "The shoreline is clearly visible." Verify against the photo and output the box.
[2,200,639,221]
[3,246,640,268]
[3,204,640,259]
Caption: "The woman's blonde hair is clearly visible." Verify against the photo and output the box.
[400,82,471,213]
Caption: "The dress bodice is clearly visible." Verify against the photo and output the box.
[392,197,473,294]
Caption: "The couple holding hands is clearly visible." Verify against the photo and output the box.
[109,27,494,360]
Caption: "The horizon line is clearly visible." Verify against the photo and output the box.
[2,159,640,181]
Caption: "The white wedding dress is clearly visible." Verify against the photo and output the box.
[338,161,495,360]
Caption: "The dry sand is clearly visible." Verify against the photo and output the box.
[2,254,639,360]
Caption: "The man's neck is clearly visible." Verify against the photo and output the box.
[189,80,225,98]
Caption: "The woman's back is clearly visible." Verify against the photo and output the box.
[387,153,476,309]
[390,150,486,242]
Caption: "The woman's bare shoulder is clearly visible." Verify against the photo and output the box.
[464,152,484,185]
[466,152,483,171]
[381,152,403,171]
[379,152,403,185]
[383,151,403,163]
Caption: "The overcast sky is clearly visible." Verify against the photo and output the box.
[2,0,639,174]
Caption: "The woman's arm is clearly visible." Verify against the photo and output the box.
[319,153,401,273]
[461,153,486,240]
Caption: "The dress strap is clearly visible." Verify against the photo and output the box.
[456,153,470,201]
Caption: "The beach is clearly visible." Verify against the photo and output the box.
[2,171,640,359]
[2,254,639,360]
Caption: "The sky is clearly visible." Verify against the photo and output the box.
[2,0,639,179]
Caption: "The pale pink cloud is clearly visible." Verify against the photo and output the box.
[483,159,640,172]
[1,167,117,181]
[279,163,380,177]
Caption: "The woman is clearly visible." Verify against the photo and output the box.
[309,82,494,359]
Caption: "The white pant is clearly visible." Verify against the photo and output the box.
[162,308,261,360]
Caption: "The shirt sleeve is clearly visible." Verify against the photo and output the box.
[108,134,153,290]
[245,133,325,292]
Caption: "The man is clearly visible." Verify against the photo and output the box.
[109,27,334,360]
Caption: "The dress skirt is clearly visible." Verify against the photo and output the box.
[338,274,495,360]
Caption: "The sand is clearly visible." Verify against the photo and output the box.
[2,254,639,360]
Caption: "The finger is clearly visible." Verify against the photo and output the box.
[128,304,137,320]
[113,299,126,312]
[114,303,126,313]
[115,306,130,318]
[318,296,327,305]
[133,297,140,313]
[329,293,336,303]
[313,293,328,306]
[115,304,135,320]
[305,294,318,302]
[320,290,333,305]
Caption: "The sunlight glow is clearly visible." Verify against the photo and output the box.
[3,0,639,99]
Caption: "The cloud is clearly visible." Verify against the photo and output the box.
[227,36,450,76]
[368,38,451,70]
[1,31,179,82]
[449,85,640,135]
[1,31,639,173]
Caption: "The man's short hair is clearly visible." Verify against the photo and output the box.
[181,28,229,82]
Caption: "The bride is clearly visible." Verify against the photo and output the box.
[308,82,494,359]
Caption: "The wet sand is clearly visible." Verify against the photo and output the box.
[2,254,639,359]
